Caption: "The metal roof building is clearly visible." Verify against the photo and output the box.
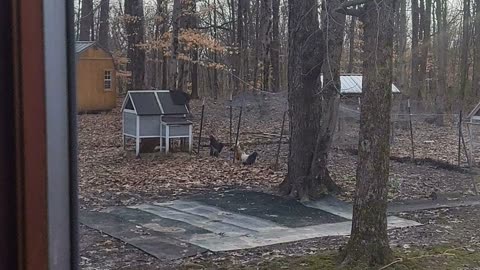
[321,75,401,95]
[121,90,192,156]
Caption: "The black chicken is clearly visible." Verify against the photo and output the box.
[209,135,224,157]
[242,151,258,165]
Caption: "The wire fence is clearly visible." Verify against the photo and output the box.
[191,94,477,169]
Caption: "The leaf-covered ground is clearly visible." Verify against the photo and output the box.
[79,93,480,269]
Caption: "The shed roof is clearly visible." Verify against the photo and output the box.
[122,90,189,116]
[321,75,401,95]
[75,41,96,54]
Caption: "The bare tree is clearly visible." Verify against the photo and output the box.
[98,0,110,48]
[125,0,146,89]
[271,0,281,92]
[339,0,395,266]
[460,0,471,101]
[80,0,94,41]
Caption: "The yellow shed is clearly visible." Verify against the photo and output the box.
[75,41,116,113]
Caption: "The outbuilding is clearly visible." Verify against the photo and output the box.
[121,90,193,156]
[76,41,117,113]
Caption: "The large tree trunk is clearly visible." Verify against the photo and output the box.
[473,0,480,96]
[271,0,281,92]
[98,0,110,48]
[125,0,146,89]
[341,0,395,266]
[280,0,344,200]
[317,0,346,195]
[79,0,94,41]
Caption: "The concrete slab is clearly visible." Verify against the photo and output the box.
[189,190,348,227]
[105,207,211,241]
[188,216,421,251]
[153,200,287,231]
[80,210,207,260]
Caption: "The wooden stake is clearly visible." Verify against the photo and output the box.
[197,98,205,155]
[407,99,415,161]
[274,111,287,170]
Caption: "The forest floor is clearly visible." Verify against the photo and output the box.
[79,92,480,269]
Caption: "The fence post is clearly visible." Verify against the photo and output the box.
[407,99,415,161]
[274,111,287,170]
[233,104,243,163]
[197,98,205,155]
[458,110,462,166]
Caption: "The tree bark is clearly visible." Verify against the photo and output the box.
[80,0,94,41]
[341,0,395,266]
[473,0,480,96]
[125,0,146,89]
[271,0,281,92]
[98,0,110,48]
[190,0,199,99]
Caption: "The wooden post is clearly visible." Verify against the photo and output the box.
[407,99,415,161]
[274,110,287,170]
[197,98,205,155]
[458,110,463,166]
[233,104,243,162]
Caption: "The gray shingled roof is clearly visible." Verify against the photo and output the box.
[320,75,401,95]
[123,90,189,116]
[75,41,96,54]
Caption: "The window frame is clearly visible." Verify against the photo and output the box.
[104,70,112,91]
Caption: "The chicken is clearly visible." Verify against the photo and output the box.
[231,143,258,165]
[209,135,224,157]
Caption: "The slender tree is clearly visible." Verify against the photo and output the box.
[271,0,281,91]
[460,0,471,101]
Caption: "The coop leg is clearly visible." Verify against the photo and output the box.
[165,126,170,153]
[189,125,193,153]
[135,136,140,157]
[123,135,125,150]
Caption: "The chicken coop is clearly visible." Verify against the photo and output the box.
[121,90,192,156]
